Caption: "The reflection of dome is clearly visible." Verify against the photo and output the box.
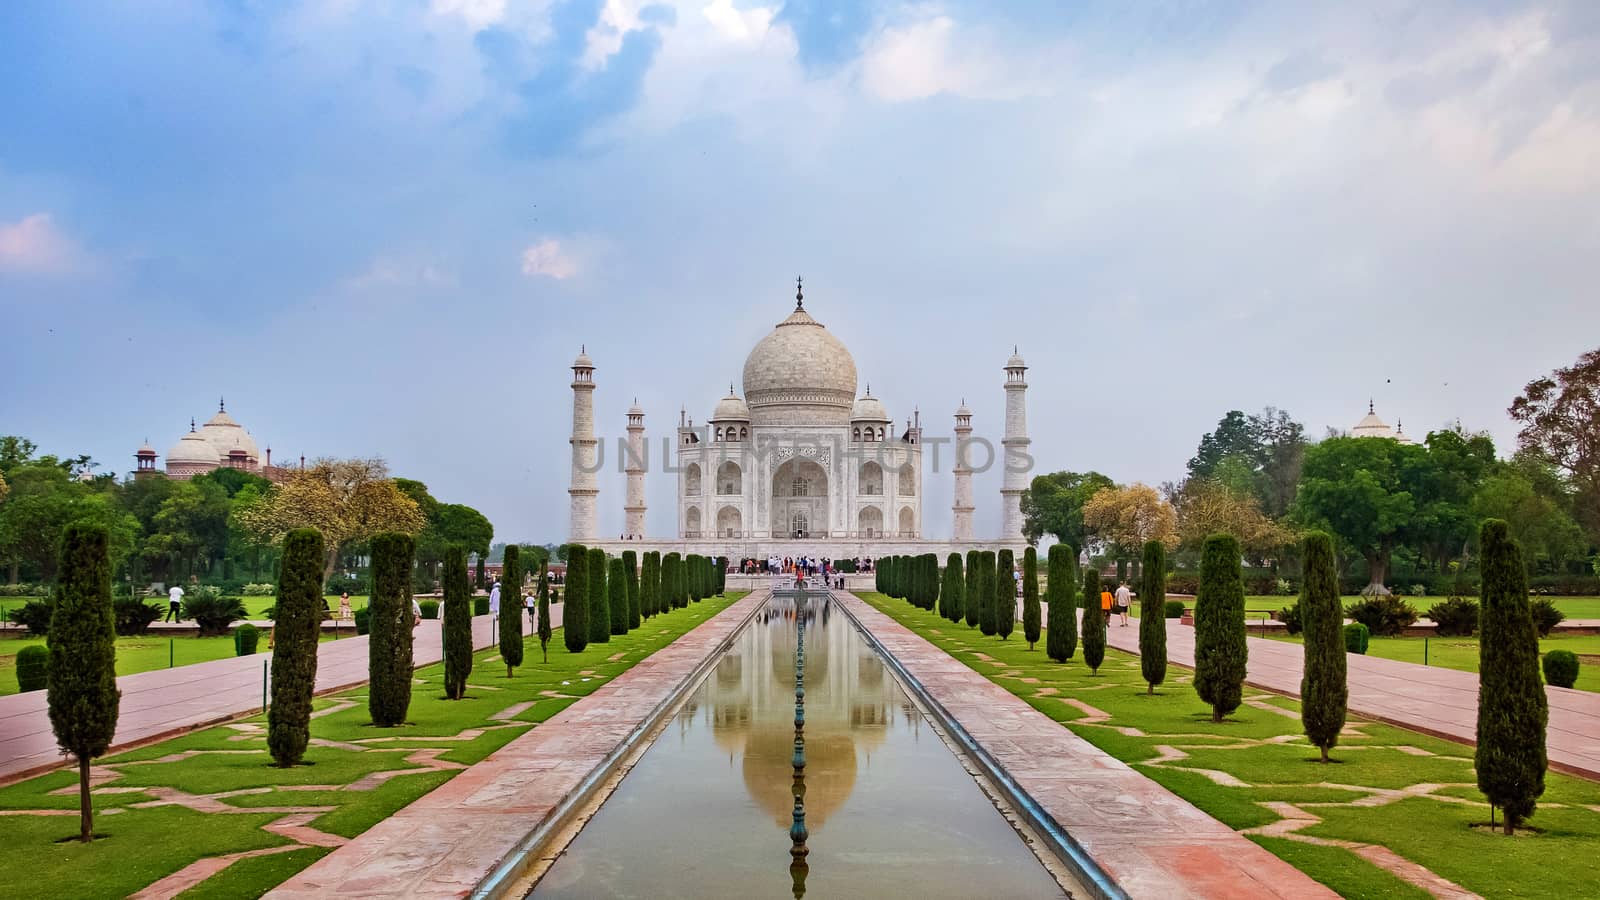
[198,402,260,462]
[851,389,890,423]
[167,423,220,466]
[742,287,858,427]
[742,729,857,831]
[711,387,751,422]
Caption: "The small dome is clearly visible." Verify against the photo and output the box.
[167,428,221,466]
[1352,401,1395,439]
[198,403,260,462]
[136,440,157,456]
[573,347,594,368]
[955,398,972,417]
[628,399,644,417]
[1006,348,1027,369]
[1394,419,1416,445]
[712,387,750,422]
[851,391,890,423]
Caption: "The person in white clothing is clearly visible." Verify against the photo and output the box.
[166,585,184,622]
[1114,581,1134,627]
[489,581,501,616]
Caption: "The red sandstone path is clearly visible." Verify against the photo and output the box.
[1063,609,1600,780]
[0,609,546,785]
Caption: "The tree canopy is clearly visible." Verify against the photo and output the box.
[1510,346,1600,543]
[1020,470,1114,549]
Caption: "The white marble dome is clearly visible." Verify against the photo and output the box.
[167,427,221,466]
[851,391,890,423]
[742,300,858,427]
[198,405,260,462]
[711,388,751,422]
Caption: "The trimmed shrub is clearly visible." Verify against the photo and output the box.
[564,543,589,653]
[1530,597,1565,637]
[1022,548,1041,649]
[1542,650,1579,689]
[686,554,702,603]
[642,551,660,619]
[500,544,525,675]
[1194,533,1246,722]
[47,523,120,843]
[16,644,48,692]
[114,597,163,636]
[1081,568,1105,674]
[1475,519,1547,833]
[1045,544,1077,663]
[1139,541,1167,694]
[609,557,628,636]
[368,532,416,726]
[1343,622,1370,654]
[940,553,964,623]
[623,550,640,630]
[1426,597,1479,636]
[715,556,727,595]
[354,605,371,635]
[1299,531,1347,763]
[234,623,261,655]
[474,595,490,616]
[183,593,248,637]
[270,529,324,767]
[977,551,997,636]
[660,553,679,616]
[419,600,439,619]
[443,545,473,698]
[536,557,552,663]
[1344,595,1417,636]
[995,549,1016,640]
[964,550,981,629]
[588,548,610,644]
[8,599,53,636]
[1275,601,1303,636]
[1164,600,1185,619]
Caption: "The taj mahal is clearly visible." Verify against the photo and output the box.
[568,280,1031,560]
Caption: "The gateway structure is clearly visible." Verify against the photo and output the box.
[568,281,1030,560]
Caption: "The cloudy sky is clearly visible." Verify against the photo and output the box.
[4,0,1598,543]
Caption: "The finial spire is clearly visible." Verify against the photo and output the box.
[795,275,804,309]
[189,418,196,432]
[1369,398,1375,414]
[219,396,225,412]
[730,381,735,395]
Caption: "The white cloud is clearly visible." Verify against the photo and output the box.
[0,213,80,275]
[858,15,1055,103]
[429,0,506,31]
[520,238,580,279]
[343,255,455,291]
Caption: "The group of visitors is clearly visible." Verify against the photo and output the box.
[1098,581,1135,626]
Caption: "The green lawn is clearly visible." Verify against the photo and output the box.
[0,593,743,900]
[860,592,1600,900]
[0,633,345,697]
[1263,633,1600,693]
[1128,595,1600,621]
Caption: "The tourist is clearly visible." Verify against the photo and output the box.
[338,591,352,621]
[412,596,423,628]
[1114,581,1133,627]
[525,590,536,626]
[489,581,501,618]
[166,583,184,622]
[1100,585,1113,625]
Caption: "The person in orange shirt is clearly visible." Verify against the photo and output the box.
[1100,587,1113,620]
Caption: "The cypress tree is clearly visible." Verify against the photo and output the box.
[476,556,486,590]
[996,549,1016,639]
[662,553,680,612]
[964,550,981,628]
[46,523,119,842]
[536,558,552,663]
[1139,540,1168,694]
[685,554,699,602]
[642,551,660,618]
[609,557,628,635]
[679,554,690,608]
[978,551,997,635]
[884,556,895,597]
[716,556,727,595]
[874,560,884,594]
[563,544,590,653]
[1476,518,1547,833]
[940,553,964,622]
[369,532,416,723]
[623,550,640,630]
[269,528,324,766]
[1045,544,1077,662]
[1081,568,1105,674]
[927,554,941,612]
[499,544,524,675]
[588,548,610,644]
[1298,531,1345,761]
[443,545,472,697]
[1022,547,1041,649]
[1194,533,1247,722]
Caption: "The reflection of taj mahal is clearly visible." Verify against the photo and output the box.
[568,281,1031,558]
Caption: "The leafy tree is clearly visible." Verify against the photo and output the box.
[1187,407,1306,518]
[995,549,1016,639]
[500,544,524,675]
[588,547,610,644]
[964,550,981,628]
[1472,457,1586,570]
[1509,346,1600,542]
[940,553,964,622]
[1139,540,1167,693]
[269,528,324,766]
[535,555,552,662]
[1082,484,1178,564]
[609,557,628,635]
[1170,478,1294,555]
[1021,470,1115,549]
[1194,534,1247,722]
[1046,544,1077,662]
[1081,568,1105,674]
[368,532,415,724]
[563,543,589,653]
[1021,547,1040,649]
[1476,519,1547,833]
[47,523,120,842]
[978,550,997,636]
[0,435,39,479]
[1299,531,1346,762]
[623,550,640,630]
[1292,437,1417,593]
[442,544,472,698]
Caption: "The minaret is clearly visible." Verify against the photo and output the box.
[951,400,975,541]
[623,399,647,539]
[1000,347,1030,541]
[568,346,599,543]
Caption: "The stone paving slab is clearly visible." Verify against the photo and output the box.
[264,591,768,900]
[0,608,546,785]
[841,592,1336,900]
[1084,612,1600,780]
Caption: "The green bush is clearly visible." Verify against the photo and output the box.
[113,597,164,636]
[10,599,54,636]
[419,600,439,619]
[609,557,629,636]
[1344,595,1417,636]
[183,594,248,637]
[1475,518,1547,832]
[1164,600,1185,619]
[1300,531,1348,763]
[1530,597,1565,637]
[1044,544,1076,663]
[1343,622,1369,654]
[1194,533,1247,721]
[1275,601,1303,636]
[234,623,260,656]
[964,550,981,629]
[474,595,490,616]
[940,553,964,624]
[1139,541,1168,693]
[0,583,48,597]
[242,582,276,596]
[270,528,325,767]
[442,545,473,698]
[1022,548,1041,648]
[1426,597,1479,636]
[499,544,525,675]
[1081,567,1105,674]
[16,644,48,692]
[588,548,610,644]
[1542,650,1579,689]
[623,550,641,629]
[354,605,371,635]
[565,544,591,653]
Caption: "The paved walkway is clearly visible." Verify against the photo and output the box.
[1082,611,1600,780]
[842,592,1336,899]
[266,591,768,900]
[0,609,547,785]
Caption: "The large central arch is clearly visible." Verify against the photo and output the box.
[770,458,828,537]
